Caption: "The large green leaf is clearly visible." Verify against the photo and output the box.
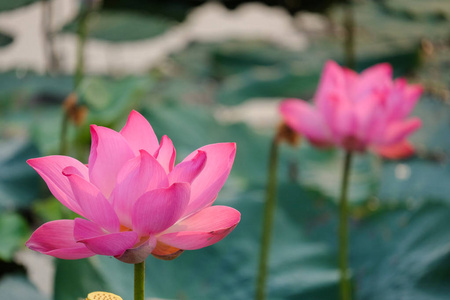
[0,71,72,98]
[0,213,29,261]
[62,10,177,42]
[410,96,450,155]
[291,145,381,205]
[378,0,450,21]
[378,158,450,205]
[351,202,450,300]
[54,258,110,300]
[0,0,39,12]
[0,31,13,47]
[350,1,450,42]
[0,139,40,211]
[0,274,48,300]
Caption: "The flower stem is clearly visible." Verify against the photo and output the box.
[41,0,58,74]
[134,261,145,300]
[256,136,280,300]
[343,0,356,70]
[74,6,90,89]
[339,151,353,300]
[59,4,90,155]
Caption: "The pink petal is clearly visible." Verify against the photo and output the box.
[182,143,236,216]
[111,150,169,228]
[26,220,95,259]
[132,183,190,236]
[154,135,176,174]
[279,99,332,145]
[334,102,357,139]
[360,62,393,80]
[354,94,381,141]
[387,81,423,120]
[158,206,240,250]
[88,125,135,198]
[356,63,392,99]
[74,218,138,256]
[403,84,423,115]
[374,140,415,159]
[65,172,120,233]
[381,118,422,145]
[27,156,88,215]
[314,60,347,110]
[168,150,206,185]
[120,110,160,156]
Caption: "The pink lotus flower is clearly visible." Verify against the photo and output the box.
[280,60,422,158]
[26,111,240,263]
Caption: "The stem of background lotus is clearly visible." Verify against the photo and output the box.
[339,150,353,300]
[59,112,69,155]
[41,0,58,75]
[74,6,90,89]
[343,0,356,70]
[59,5,90,155]
[255,135,280,300]
[134,261,145,300]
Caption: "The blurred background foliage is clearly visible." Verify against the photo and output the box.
[0,0,449,299]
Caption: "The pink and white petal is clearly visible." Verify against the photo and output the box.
[26,220,95,259]
[27,156,88,215]
[88,125,135,198]
[381,118,422,145]
[280,99,332,144]
[182,143,236,216]
[74,218,138,257]
[132,183,190,236]
[154,135,176,174]
[66,172,120,233]
[373,139,415,159]
[111,150,169,228]
[168,150,206,185]
[120,110,160,156]
[158,206,240,250]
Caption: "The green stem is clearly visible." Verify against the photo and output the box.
[59,5,90,155]
[59,112,69,155]
[255,136,280,300]
[74,7,90,89]
[42,0,58,74]
[343,1,356,70]
[338,151,353,300]
[134,261,145,300]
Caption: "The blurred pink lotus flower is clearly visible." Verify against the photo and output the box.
[280,60,422,158]
[26,111,240,263]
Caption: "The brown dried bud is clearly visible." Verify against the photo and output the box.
[63,93,88,126]
[276,122,301,147]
